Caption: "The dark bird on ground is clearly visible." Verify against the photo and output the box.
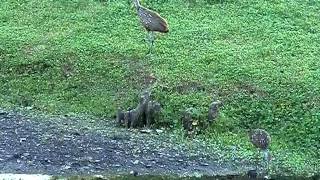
[132,0,169,54]
[247,169,258,179]
[249,129,271,177]
[208,100,223,124]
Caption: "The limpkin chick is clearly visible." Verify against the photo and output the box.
[249,129,271,177]
[132,0,169,54]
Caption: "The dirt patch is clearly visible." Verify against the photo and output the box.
[174,81,206,94]
[12,61,52,75]
[235,82,268,97]
[0,109,255,177]
[123,60,156,89]
[156,80,206,95]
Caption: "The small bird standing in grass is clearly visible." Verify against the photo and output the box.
[249,128,271,177]
[132,0,169,54]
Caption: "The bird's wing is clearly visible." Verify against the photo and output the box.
[141,7,169,32]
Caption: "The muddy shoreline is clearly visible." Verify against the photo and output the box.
[0,109,252,177]
[0,109,318,180]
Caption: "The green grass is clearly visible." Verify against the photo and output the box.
[0,0,319,176]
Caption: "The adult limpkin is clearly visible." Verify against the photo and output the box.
[132,0,169,54]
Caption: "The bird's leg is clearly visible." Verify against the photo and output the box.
[231,145,239,170]
[255,149,260,170]
[146,31,152,54]
[150,31,155,47]
[147,31,155,54]
[263,149,271,177]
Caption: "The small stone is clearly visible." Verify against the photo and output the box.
[263,175,270,180]
[155,129,163,133]
[133,154,139,158]
[26,106,33,110]
[41,158,51,164]
[22,153,30,157]
[145,164,152,168]
[140,129,152,134]
[93,175,104,178]
[93,147,103,151]
[27,160,34,165]
[95,166,104,170]
[62,165,71,170]
[19,138,27,143]
[92,159,101,163]
[12,153,21,159]
[130,170,138,176]
[71,162,81,167]
[72,132,81,136]
[0,111,7,115]
[132,160,139,165]
[199,162,209,166]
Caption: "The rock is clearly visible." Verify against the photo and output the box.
[93,175,104,179]
[40,158,51,165]
[155,129,164,133]
[19,138,27,143]
[199,162,209,166]
[12,153,21,159]
[263,175,271,180]
[71,162,81,167]
[0,110,8,116]
[62,165,71,170]
[140,129,152,134]
[91,159,101,163]
[130,170,138,176]
[93,147,104,151]
[22,152,30,157]
[71,132,81,136]
[132,160,139,165]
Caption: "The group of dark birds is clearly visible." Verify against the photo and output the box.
[132,0,272,178]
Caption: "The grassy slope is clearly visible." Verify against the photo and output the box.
[0,0,319,176]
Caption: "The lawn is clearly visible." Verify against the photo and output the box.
[0,0,319,176]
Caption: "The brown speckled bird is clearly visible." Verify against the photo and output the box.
[133,0,169,54]
[249,129,271,175]
[249,129,271,151]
